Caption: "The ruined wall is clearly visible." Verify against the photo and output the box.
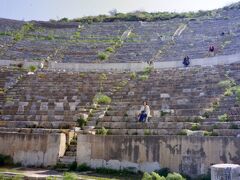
[77,135,240,177]
[0,132,66,167]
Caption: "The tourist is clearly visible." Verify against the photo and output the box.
[183,56,190,67]
[208,45,215,56]
[209,45,215,52]
[138,101,150,123]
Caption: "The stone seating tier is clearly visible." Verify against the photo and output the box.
[1,10,240,63]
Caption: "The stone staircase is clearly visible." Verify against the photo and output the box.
[58,136,77,166]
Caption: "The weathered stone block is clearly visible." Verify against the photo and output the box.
[160,93,170,98]
[211,164,240,180]
[128,91,135,96]
[183,89,192,93]
[69,102,77,111]
[54,102,64,111]
[40,102,48,111]
[177,98,189,105]
[139,162,160,172]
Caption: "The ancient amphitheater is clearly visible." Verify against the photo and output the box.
[0,2,240,179]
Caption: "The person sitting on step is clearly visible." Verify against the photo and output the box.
[209,45,215,52]
[138,101,150,123]
[208,45,215,56]
[183,56,190,67]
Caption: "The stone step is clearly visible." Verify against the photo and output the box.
[0,127,70,133]
[108,128,183,135]
[65,151,76,156]
[213,129,240,136]
[58,156,76,165]
[97,121,196,129]
[0,120,76,129]
[101,115,202,122]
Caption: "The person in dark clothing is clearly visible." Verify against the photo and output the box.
[183,56,190,67]
[208,45,215,56]
[209,45,215,52]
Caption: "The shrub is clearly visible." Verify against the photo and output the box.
[96,127,109,135]
[202,112,209,118]
[151,172,166,180]
[224,88,233,96]
[235,86,240,102]
[0,154,13,166]
[69,161,78,171]
[218,80,232,88]
[177,130,187,136]
[79,73,85,77]
[129,72,137,79]
[0,31,12,36]
[77,117,88,129]
[0,88,5,94]
[45,34,55,40]
[142,172,166,180]
[22,23,35,32]
[38,73,46,78]
[77,163,92,172]
[63,172,78,180]
[114,39,123,48]
[70,10,213,23]
[218,113,229,122]
[142,172,153,180]
[190,123,201,131]
[13,23,34,41]
[14,32,23,41]
[46,176,58,180]
[156,168,172,177]
[59,17,69,22]
[139,75,149,81]
[204,131,212,136]
[12,174,24,180]
[99,73,108,81]
[93,94,112,104]
[193,116,205,123]
[144,129,151,135]
[143,67,153,75]
[98,52,109,60]
[28,65,37,72]
[205,130,219,136]
[212,101,219,109]
[105,47,115,53]
[74,31,81,38]
[166,172,185,180]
